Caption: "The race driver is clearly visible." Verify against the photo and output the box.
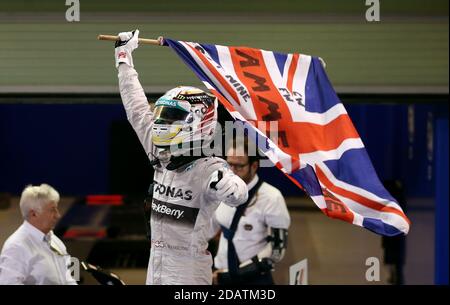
[114,29,248,285]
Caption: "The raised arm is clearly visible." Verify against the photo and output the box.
[115,30,154,158]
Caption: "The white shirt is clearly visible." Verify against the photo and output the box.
[212,175,291,269]
[0,221,77,285]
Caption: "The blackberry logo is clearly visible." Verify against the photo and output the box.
[152,202,184,219]
[151,199,200,227]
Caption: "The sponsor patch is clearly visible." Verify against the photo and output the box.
[151,198,199,227]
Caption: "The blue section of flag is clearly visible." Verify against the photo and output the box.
[201,44,221,66]
[165,39,209,84]
[291,165,322,196]
[305,57,341,113]
[273,52,288,75]
[324,148,396,203]
[164,37,410,237]
[363,218,402,236]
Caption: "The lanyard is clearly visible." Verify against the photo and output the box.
[220,178,263,277]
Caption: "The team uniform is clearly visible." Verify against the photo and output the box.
[117,33,248,285]
[211,175,290,284]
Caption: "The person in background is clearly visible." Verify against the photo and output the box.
[211,137,291,285]
[0,184,77,285]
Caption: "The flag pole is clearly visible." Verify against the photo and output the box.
[97,34,163,46]
[98,34,327,68]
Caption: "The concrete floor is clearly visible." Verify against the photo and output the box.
[0,197,435,285]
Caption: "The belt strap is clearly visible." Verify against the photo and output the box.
[220,178,263,277]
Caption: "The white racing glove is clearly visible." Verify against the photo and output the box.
[209,170,248,206]
[114,29,140,68]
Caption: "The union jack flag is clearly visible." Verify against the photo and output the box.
[163,38,410,236]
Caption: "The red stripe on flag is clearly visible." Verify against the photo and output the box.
[294,114,360,153]
[286,54,299,94]
[320,188,355,223]
[209,88,235,112]
[320,207,355,224]
[316,165,411,224]
[291,158,301,172]
[229,47,304,158]
[275,161,283,170]
[229,47,292,121]
[228,47,360,156]
[185,43,241,106]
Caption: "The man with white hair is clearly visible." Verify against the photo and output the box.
[0,184,77,285]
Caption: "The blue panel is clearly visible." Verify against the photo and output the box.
[0,104,126,195]
[435,117,449,285]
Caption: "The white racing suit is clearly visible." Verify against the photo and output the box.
[118,64,248,285]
